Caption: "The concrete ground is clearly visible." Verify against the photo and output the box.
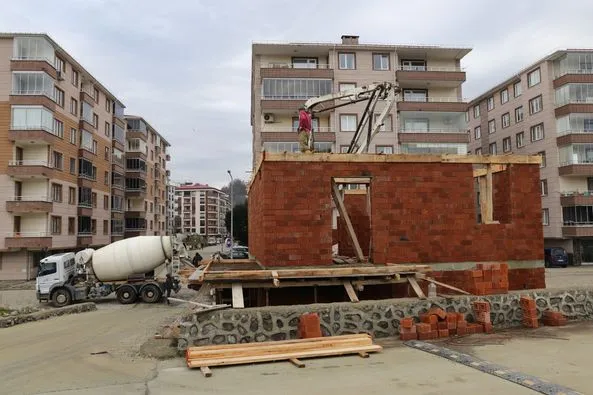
[545,265,593,288]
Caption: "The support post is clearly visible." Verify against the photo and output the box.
[331,180,364,261]
[231,283,244,308]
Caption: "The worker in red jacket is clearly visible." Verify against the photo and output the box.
[297,106,313,153]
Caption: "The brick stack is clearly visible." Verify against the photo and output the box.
[400,311,474,340]
[465,263,509,295]
[399,317,418,340]
[542,311,567,327]
[520,296,538,328]
[297,313,322,339]
[472,301,493,333]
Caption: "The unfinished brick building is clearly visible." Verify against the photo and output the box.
[248,152,545,293]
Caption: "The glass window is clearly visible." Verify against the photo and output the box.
[400,60,426,71]
[70,128,76,144]
[528,68,541,87]
[556,113,593,134]
[515,106,524,123]
[489,142,497,154]
[500,89,509,104]
[403,89,427,102]
[53,87,64,107]
[403,118,429,132]
[516,132,525,148]
[292,58,318,69]
[13,37,54,63]
[70,98,78,115]
[261,78,332,99]
[529,95,543,114]
[488,119,496,134]
[80,130,93,152]
[12,72,54,97]
[373,114,392,131]
[530,123,544,141]
[473,105,480,118]
[52,118,63,138]
[513,81,522,97]
[487,96,495,111]
[475,147,482,155]
[474,126,481,139]
[10,105,53,132]
[539,151,546,168]
[373,54,389,70]
[338,53,355,70]
[400,142,467,155]
[81,101,93,123]
[541,179,548,196]
[71,70,79,87]
[555,83,593,106]
[375,145,393,154]
[503,137,512,152]
[501,113,510,128]
[52,151,63,170]
[339,83,356,100]
[542,209,549,226]
[340,114,357,132]
[558,144,593,165]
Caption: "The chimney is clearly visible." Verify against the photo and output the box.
[341,35,359,45]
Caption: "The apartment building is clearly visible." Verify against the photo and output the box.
[468,50,593,263]
[174,183,229,240]
[124,116,171,238]
[251,35,471,166]
[166,182,177,235]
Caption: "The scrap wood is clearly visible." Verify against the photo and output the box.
[166,297,230,311]
[417,274,471,295]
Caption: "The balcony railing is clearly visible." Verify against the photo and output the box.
[562,190,593,197]
[9,160,51,167]
[77,231,93,236]
[563,221,593,226]
[78,173,96,181]
[125,226,147,231]
[10,195,51,202]
[398,128,467,134]
[395,66,464,72]
[261,126,333,133]
[556,98,593,107]
[399,97,467,103]
[261,63,331,69]
[78,201,93,208]
[556,69,593,78]
[10,89,54,98]
[559,159,593,166]
[558,129,593,136]
[7,231,51,237]
[262,94,330,100]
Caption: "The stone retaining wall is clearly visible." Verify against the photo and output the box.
[0,302,97,328]
[177,288,593,351]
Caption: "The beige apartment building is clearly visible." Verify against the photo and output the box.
[251,35,471,166]
[468,50,593,264]
[124,116,171,238]
[174,183,229,241]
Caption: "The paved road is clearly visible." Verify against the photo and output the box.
[545,266,593,288]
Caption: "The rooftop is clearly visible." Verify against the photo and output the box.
[176,183,226,192]
[125,115,170,146]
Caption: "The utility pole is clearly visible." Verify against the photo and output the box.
[227,170,233,249]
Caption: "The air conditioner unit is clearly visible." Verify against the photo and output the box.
[263,113,275,123]
[56,71,65,81]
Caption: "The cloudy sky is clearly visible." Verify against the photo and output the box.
[2,0,593,188]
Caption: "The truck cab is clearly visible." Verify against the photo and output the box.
[36,253,76,303]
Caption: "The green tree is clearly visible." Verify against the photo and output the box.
[221,179,247,207]
[184,234,206,250]
[225,200,248,245]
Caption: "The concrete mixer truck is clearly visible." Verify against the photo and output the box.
[36,236,184,307]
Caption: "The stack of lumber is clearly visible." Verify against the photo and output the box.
[185,334,382,376]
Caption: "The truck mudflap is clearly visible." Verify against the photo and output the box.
[37,292,49,302]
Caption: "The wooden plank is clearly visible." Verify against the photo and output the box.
[419,276,470,295]
[473,164,506,178]
[231,283,244,308]
[343,281,359,303]
[343,189,368,195]
[206,277,412,289]
[332,180,364,262]
[271,270,280,287]
[200,366,212,377]
[187,345,383,368]
[333,177,372,184]
[197,259,213,282]
[485,164,493,223]
[289,358,305,368]
[407,277,426,299]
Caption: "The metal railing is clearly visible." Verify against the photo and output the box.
[10,125,55,133]
[10,195,51,202]
[261,63,331,69]
[559,160,593,166]
[78,173,96,181]
[8,160,50,167]
[78,201,93,208]
[261,94,329,100]
[561,190,593,197]
[395,65,464,72]
[125,187,147,193]
[399,96,467,103]
[125,227,147,231]
[563,221,593,226]
[261,126,333,133]
[558,129,593,136]
[556,98,593,107]
[6,231,51,237]
[10,89,54,97]
[556,69,593,78]
[77,231,93,236]
[398,128,467,134]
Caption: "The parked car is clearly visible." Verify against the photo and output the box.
[219,247,249,259]
[544,247,568,268]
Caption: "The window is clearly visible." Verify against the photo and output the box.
[528,68,541,87]
[465,111,469,123]
[403,89,427,102]
[54,56,65,72]
[10,105,53,132]
[69,157,75,174]
[103,195,109,210]
[92,192,97,208]
[338,83,356,100]
[488,119,496,134]
[501,113,510,128]
[474,126,481,139]
[373,53,389,70]
[473,105,480,118]
[516,132,525,148]
[92,140,97,154]
[375,145,394,154]
[104,171,109,185]
[68,187,75,205]
[542,209,549,226]
[373,114,392,131]
[91,219,97,235]
[103,220,109,235]
[515,106,524,123]
[50,216,61,235]
[104,147,109,161]
[105,98,111,113]
[53,87,64,107]
[502,137,512,153]
[487,96,495,111]
[338,53,355,70]
[12,72,54,96]
[70,98,78,115]
[539,151,547,168]
[475,147,483,155]
[514,81,522,97]
[292,57,318,68]
[51,183,62,202]
[500,89,509,104]
[530,123,544,141]
[104,121,110,137]
[71,70,79,87]
[93,87,99,102]
[52,151,63,170]
[340,114,357,131]
[400,59,426,71]
[81,101,93,123]
[489,142,497,155]
[529,95,543,114]
[68,217,75,235]
[541,179,548,196]
[92,113,98,128]
[52,118,64,138]
[261,78,332,99]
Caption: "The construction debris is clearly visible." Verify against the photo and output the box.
[185,334,382,376]
[520,296,539,328]
[543,311,567,327]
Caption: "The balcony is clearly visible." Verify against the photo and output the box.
[10,59,57,79]
[558,161,593,176]
[77,233,93,246]
[260,126,336,143]
[77,202,93,217]
[398,128,469,144]
[127,130,148,142]
[554,72,593,89]
[9,127,62,145]
[397,97,468,112]
[561,191,593,206]
[125,210,146,218]
[260,63,333,79]
[5,232,52,249]
[557,130,593,145]
[126,187,147,198]
[7,160,55,179]
[79,119,96,132]
[395,66,466,88]
[9,92,56,111]
[6,196,52,213]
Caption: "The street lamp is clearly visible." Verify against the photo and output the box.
[227,170,233,249]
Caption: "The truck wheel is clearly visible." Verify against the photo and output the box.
[116,285,137,304]
[140,284,162,303]
[52,288,72,307]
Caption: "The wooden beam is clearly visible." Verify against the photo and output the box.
[231,283,244,308]
[333,177,372,184]
[343,281,359,302]
[344,189,368,195]
[473,164,507,178]
[197,259,214,282]
[207,277,412,290]
[289,358,305,368]
[331,181,365,262]
[485,164,493,223]
[358,352,369,358]
[200,366,212,377]
[271,270,280,287]
[407,277,426,299]
[418,276,470,295]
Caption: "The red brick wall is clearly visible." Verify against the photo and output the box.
[248,160,544,270]
[493,170,511,224]
[337,193,370,256]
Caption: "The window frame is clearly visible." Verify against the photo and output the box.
[541,179,548,196]
[475,147,482,155]
[338,53,356,70]
[473,105,480,118]
[339,114,358,132]
[51,183,62,203]
[372,53,390,71]
[538,151,546,168]
[487,96,495,111]
[50,215,62,235]
[501,112,511,128]
[530,123,545,142]
[375,145,394,154]
[529,95,543,115]
[53,86,64,107]
[502,137,512,153]
[528,68,541,87]
[474,126,481,139]
[500,89,509,104]
[515,106,524,123]
[71,70,79,87]
[514,81,522,97]
[489,142,497,155]
[488,119,496,134]
[542,208,549,226]
[516,132,525,148]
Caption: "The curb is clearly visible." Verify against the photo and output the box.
[0,302,97,328]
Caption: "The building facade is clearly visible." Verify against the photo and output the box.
[468,50,593,263]
[0,33,172,280]
[124,116,170,238]
[174,183,229,240]
[251,35,471,167]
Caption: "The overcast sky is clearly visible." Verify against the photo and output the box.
[3,0,593,188]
